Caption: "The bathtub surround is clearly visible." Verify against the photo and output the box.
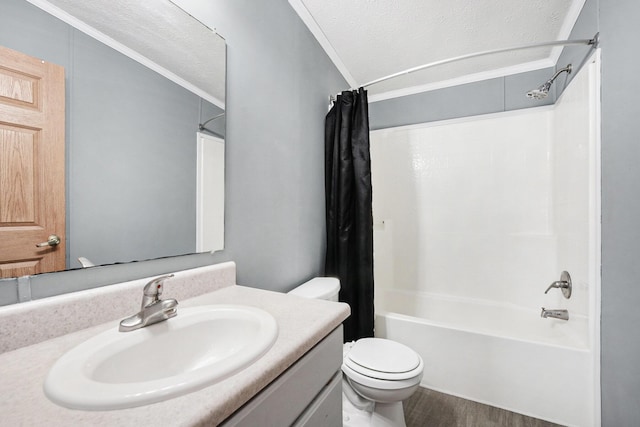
[0,262,350,425]
[371,58,599,426]
[325,88,375,341]
[368,0,640,424]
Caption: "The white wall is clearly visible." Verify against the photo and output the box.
[371,62,595,323]
[551,60,595,320]
[372,109,555,307]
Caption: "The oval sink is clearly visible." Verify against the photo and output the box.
[44,305,278,410]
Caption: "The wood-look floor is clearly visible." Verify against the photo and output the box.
[403,387,564,427]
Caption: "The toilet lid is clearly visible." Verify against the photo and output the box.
[345,338,422,378]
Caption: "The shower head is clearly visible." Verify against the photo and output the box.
[526,64,572,100]
[526,82,553,99]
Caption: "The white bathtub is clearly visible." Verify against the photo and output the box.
[375,289,595,426]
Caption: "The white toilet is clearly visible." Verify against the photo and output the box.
[288,278,424,427]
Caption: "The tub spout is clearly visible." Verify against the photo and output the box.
[540,307,569,321]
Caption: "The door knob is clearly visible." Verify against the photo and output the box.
[36,235,61,248]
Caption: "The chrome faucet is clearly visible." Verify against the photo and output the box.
[544,271,572,298]
[540,307,569,321]
[119,274,178,332]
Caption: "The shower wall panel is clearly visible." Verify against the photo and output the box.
[550,60,594,320]
[371,56,599,426]
[371,108,557,307]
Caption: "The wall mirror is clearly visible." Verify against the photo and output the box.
[0,0,226,280]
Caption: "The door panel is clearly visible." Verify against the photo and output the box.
[0,45,65,277]
[1,126,36,222]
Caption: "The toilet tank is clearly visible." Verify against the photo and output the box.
[288,277,340,302]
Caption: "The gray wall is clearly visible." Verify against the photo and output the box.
[599,0,640,425]
[0,0,346,304]
[369,68,555,130]
[185,0,348,291]
[368,2,599,131]
[0,0,222,304]
[69,31,211,265]
[0,0,223,266]
[556,0,640,424]
[556,0,599,98]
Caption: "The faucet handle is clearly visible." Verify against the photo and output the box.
[544,271,572,299]
[544,281,566,294]
[142,274,175,307]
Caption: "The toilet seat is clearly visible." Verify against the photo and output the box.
[342,362,423,391]
[342,338,424,390]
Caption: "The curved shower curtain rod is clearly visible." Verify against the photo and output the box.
[198,112,225,139]
[353,32,599,90]
[199,112,225,131]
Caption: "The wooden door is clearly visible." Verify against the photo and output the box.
[0,45,65,278]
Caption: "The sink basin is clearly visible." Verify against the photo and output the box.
[44,304,278,410]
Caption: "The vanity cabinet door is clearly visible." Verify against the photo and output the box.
[292,372,342,427]
[221,326,343,427]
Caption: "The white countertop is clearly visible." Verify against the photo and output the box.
[0,285,349,426]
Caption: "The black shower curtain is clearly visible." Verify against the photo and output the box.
[324,88,374,342]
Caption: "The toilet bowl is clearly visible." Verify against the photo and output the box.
[342,338,423,427]
[288,278,424,427]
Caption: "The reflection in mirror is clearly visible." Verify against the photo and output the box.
[0,0,226,280]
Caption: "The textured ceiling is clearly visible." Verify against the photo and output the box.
[35,0,226,107]
[292,0,585,100]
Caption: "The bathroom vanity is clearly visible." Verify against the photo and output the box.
[0,262,349,426]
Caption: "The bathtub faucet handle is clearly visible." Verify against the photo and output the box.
[544,281,568,293]
[544,271,572,299]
